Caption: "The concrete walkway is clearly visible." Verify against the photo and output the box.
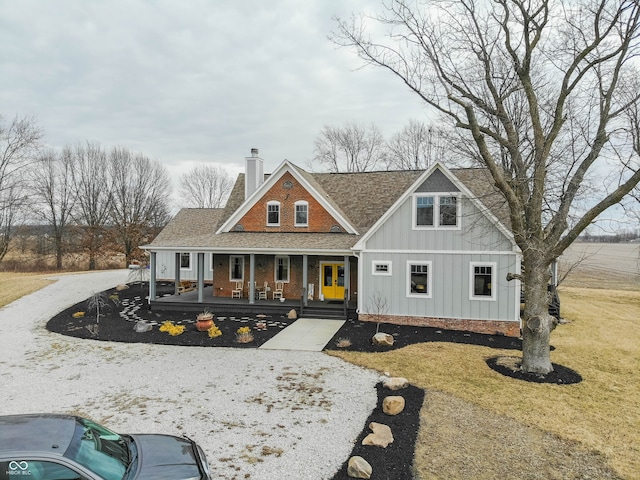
[259,318,345,351]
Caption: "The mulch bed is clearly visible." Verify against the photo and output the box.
[46,281,582,479]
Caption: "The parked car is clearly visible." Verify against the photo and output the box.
[0,414,211,480]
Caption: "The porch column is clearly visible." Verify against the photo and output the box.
[302,254,308,306]
[174,252,181,295]
[249,253,255,305]
[149,251,157,303]
[197,252,204,303]
[344,255,350,300]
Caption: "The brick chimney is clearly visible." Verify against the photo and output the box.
[244,148,264,199]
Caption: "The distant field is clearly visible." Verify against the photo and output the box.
[559,242,639,290]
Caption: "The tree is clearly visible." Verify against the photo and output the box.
[178,164,234,208]
[385,119,449,170]
[313,122,386,172]
[0,114,43,262]
[334,0,640,374]
[69,142,113,270]
[109,146,171,266]
[31,148,76,269]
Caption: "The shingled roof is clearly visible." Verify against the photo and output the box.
[147,164,511,251]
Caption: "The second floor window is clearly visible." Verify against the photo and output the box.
[267,201,280,226]
[295,201,308,226]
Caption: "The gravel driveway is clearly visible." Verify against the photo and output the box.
[0,270,380,479]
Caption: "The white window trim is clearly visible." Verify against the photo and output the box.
[229,255,244,281]
[179,252,192,270]
[406,260,432,298]
[372,260,392,276]
[412,193,461,230]
[267,201,280,226]
[294,200,309,227]
[210,253,215,272]
[274,255,290,282]
[469,261,497,301]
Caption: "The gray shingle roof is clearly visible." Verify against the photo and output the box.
[147,165,510,251]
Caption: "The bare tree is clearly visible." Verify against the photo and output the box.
[70,142,113,270]
[109,146,172,266]
[0,114,43,262]
[313,121,386,172]
[385,119,450,170]
[334,0,640,374]
[178,164,233,208]
[31,148,76,269]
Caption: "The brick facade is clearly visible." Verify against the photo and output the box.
[358,313,521,337]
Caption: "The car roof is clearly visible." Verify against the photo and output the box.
[0,414,77,454]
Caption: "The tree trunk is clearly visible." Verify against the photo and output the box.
[521,253,557,375]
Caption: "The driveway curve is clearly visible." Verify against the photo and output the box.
[0,270,380,479]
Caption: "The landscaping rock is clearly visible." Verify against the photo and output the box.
[383,376,409,390]
[115,284,129,291]
[287,309,297,320]
[134,321,152,332]
[347,456,372,479]
[382,395,405,415]
[372,332,394,346]
[362,422,394,448]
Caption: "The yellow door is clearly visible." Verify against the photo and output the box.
[322,263,345,300]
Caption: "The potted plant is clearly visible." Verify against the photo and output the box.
[196,309,215,332]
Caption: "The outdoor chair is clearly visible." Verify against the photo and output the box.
[258,281,268,300]
[231,281,243,298]
[272,281,284,300]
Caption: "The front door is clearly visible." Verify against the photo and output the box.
[321,263,345,300]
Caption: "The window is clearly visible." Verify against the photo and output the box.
[295,201,308,226]
[407,261,432,297]
[414,194,459,229]
[210,253,215,271]
[267,201,280,226]
[372,261,392,276]
[230,255,244,281]
[470,262,496,300]
[180,252,191,270]
[275,256,290,282]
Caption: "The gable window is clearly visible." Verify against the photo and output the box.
[470,262,496,300]
[230,255,244,281]
[295,201,308,226]
[180,252,191,270]
[275,256,290,282]
[372,261,392,276]
[267,201,280,226]
[407,261,432,297]
[414,194,459,229]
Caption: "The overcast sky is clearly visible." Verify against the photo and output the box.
[0,0,432,180]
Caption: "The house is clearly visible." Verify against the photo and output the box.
[143,148,522,337]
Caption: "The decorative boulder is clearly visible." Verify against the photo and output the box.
[372,332,394,346]
[382,395,405,415]
[116,284,129,291]
[383,377,410,391]
[347,456,372,479]
[362,422,394,448]
[134,321,152,333]
[287,309,298,320]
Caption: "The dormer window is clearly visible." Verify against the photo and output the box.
[413,194,460,229]
[267,201,280,226]
[295,201,308,227]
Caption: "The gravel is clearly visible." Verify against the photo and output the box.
[0,270,380,480]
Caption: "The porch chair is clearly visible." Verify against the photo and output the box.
[231,281,243,298]
[258,281,268,300]
[272,281,284,300]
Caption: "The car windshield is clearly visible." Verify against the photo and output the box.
[63,418,129,480]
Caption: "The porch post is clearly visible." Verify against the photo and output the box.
[174,253,181,295]
[302,254,308,306]
[197,252,204,303]
[249,253,255,305]
[344,255,350,300]
[149,251,157,303]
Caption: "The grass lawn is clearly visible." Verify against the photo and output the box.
[0,272,57,307]
[329,286,639,479]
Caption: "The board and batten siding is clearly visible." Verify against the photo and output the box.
[359,194,519,323]
[154,250,214,282]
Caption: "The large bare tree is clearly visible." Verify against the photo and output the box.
[178,164,234,208]
[313,121,386,172]
[31,147,76,269]
[334,0,640,374]
[385,119,450,170]
[0,114,43,262]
